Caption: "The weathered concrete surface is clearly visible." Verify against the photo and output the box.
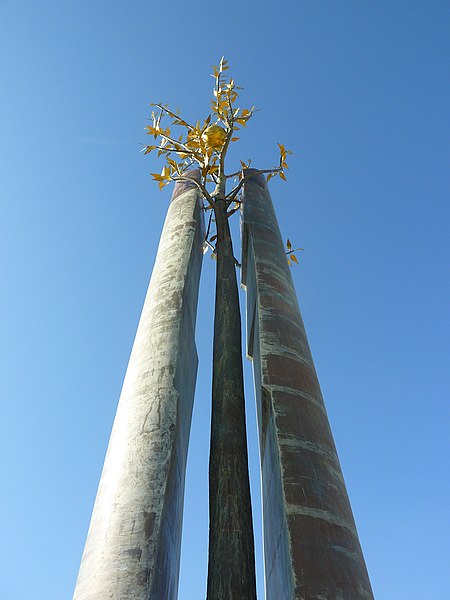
[241,170,374,600]
[73,171,204,600]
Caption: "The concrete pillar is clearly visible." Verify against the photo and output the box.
[73,171,204,600]
[241,170,373,600]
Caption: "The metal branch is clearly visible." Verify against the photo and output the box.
[158,133,203,162]
[225,170,242,179]
[225,167,282,204]
[153,104,195,132]
[226,207,239,218]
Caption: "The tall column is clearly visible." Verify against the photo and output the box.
[241,170,373,600]
[73,171,204,600]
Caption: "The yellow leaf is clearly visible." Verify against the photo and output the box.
[279,171,287,181]
[287,238,292,250]
[231,137,240,142]
[291,254,298,264]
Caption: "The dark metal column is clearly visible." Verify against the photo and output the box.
[241,170,374,600]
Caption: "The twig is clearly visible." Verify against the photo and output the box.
[153,104,195,132]
[225,167,282,203]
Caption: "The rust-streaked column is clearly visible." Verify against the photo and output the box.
[241,170,373,600]
[73,171,204,600]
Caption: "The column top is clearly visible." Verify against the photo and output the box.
[171,169,202,203]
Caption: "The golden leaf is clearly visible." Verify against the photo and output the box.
[287,238,292,251]
[279,171,287,181]
[291,254,299,264]
[231,137,240,142]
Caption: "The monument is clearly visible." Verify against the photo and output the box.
[73,58,373,599]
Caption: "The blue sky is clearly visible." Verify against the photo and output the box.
[1,1,449,598]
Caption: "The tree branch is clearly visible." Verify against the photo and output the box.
[153,104,195,132]
[158,133,203,162]
[225,170,242,179]
[225,167,282,203]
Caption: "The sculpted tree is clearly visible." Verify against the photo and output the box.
[144,57,291,599]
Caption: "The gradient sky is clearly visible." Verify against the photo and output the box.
[1,1,449,599]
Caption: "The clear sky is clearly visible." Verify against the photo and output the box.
[0,1,449,599]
